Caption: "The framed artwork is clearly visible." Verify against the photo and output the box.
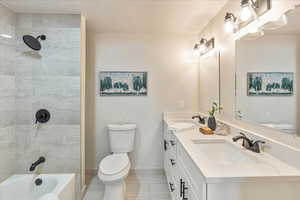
[99,71,148,96]
[247,72,294,96]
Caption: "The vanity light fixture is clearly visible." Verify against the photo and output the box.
[193,38,215,57]
[225,13,237,33]
[224,0,271,34]
[193,38,208,55]
[240,0,258,22]
[193,43,200,56]
[199,38,208,53]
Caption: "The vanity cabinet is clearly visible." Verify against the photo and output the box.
[163,123,206,200]
[163,122,300,200]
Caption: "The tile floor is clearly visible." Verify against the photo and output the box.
[83,170,171,200]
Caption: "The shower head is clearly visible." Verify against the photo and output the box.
[23,34,46,51]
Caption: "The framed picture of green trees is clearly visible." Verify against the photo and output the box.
[99,71,148,96]
[247,72,294,96]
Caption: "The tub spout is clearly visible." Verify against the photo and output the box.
[29,157,46,172]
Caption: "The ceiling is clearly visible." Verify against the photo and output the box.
[0,0,229,34]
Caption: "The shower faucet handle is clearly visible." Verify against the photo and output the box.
[35,109,51,124]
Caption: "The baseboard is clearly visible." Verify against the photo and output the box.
[85,168,164,177]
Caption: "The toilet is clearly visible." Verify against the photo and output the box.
[98,124,136,200]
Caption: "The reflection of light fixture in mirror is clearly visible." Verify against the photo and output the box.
[193,38,215,57]
[199,38,208,53]
[0,33,12,39]
[225,13,237,33]
[240,0,258,22]
[193,43,200,57]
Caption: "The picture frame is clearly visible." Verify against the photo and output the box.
[99,71,148,96]
[247,72,294,96]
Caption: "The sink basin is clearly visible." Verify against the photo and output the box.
[191,139,260,165]
[169,120,200,131]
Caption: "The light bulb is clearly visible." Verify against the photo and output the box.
[224,13,236,33]
[193,43,200,57]
[225,20,235,33]
[199,43,207,53]
[240,5,253,22]
[199,38,207,53]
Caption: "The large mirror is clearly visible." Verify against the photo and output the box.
[199,50,220,113]
[236,7,300,136]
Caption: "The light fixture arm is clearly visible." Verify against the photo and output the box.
[250,0,259,9]
[241,0,259,9]
[225,12,237,23]
[200,38,208,45]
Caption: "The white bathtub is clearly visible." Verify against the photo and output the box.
[0,174,75,200]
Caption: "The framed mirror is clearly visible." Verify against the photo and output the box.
[199,50,220,113]
[235,6,300,136]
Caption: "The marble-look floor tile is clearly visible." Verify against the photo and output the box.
[83,170,170,200]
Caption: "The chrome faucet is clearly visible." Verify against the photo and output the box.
[232,133,265,153]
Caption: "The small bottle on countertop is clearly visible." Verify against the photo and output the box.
[214,122,230,136]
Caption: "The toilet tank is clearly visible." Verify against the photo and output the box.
[108,124,136,153]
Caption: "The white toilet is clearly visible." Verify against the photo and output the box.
[98,124,136,200]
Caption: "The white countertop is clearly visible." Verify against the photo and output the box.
[173,127,300,183]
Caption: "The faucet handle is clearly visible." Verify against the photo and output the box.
[192,115,206,124]
[239,132,247,137]
[251,140,266,153]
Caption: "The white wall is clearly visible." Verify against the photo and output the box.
[86,33,199,170]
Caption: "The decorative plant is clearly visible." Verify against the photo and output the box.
[208,102,223,117]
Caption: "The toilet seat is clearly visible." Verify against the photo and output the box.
[100,154,129,175]
[98,154,130,182]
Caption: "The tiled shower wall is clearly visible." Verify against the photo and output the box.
[14,13,81,190]
[0,4,16,182]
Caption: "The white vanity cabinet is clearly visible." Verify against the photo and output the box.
[163,123,206,200]
[163,122,300,200]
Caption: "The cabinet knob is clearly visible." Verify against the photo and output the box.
[170,159,176,166]
[169,182,175,192]
[170,140,176,146]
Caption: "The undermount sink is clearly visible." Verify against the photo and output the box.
[169,120,200,131]
[191,139,260,165]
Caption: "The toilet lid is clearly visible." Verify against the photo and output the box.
[100,154,129,175]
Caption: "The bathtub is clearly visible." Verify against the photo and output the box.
[0,174,75,200]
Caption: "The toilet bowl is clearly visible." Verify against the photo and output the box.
[98,153,130,200]
[98,124,136,200]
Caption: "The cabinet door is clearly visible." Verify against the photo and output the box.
[177,142,206,199]
[176,159,200,200]
[177,155,206,200]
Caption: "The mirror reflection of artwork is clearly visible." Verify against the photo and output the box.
[247,72,294,96]
[235,5,300,136]
[100,71,147,96]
